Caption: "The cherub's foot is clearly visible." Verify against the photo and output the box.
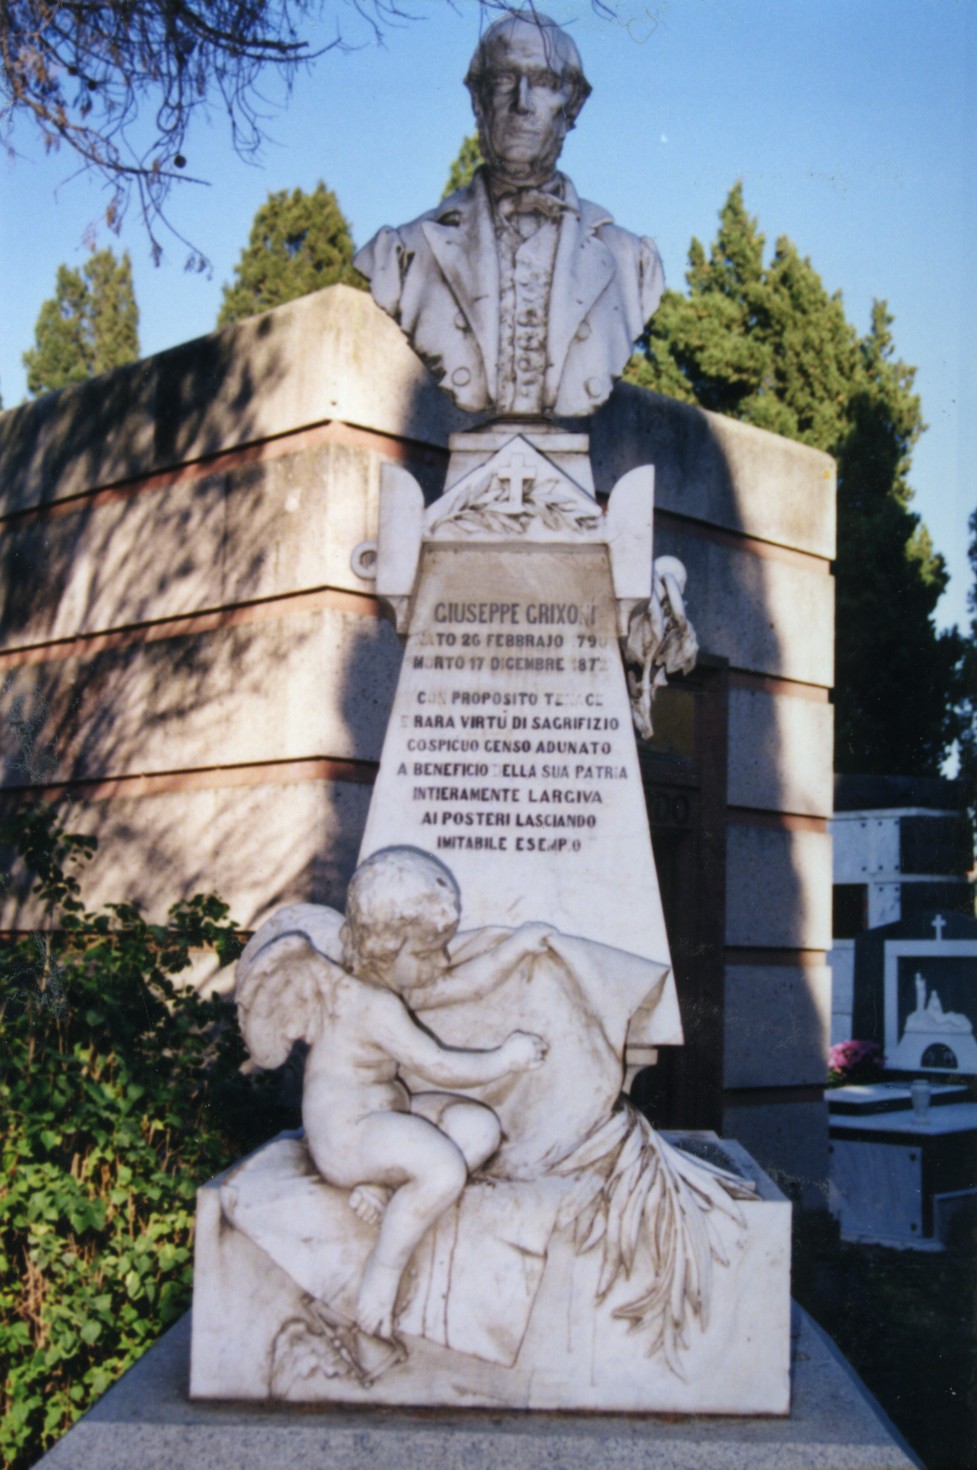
[348,1183,390,1227]
[355,1259,402,1342]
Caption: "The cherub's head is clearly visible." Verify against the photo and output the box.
[341,847,461,992]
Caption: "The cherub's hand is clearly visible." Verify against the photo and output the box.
[501,1029,548,1071]
[513,921,557,956]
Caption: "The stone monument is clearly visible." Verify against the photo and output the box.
[191,10,791,1415]
[887,969,977,1073]
[829,906,977,1248]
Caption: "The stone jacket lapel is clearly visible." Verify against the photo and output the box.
[418,171,500,405]
[544,182,615,413]
[354,168,664,417]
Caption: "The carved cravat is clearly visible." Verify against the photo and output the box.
[491,173,575,235]
[495,186,575,224]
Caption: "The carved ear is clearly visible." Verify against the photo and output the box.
[564,90,588,128]
[235,933,336,1070]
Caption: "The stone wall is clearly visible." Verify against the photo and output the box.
[0,284,835,1206]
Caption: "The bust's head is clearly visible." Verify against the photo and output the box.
[465,12,591,187]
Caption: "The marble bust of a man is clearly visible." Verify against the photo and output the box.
[354,11,664,419]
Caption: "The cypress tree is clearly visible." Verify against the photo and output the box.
[956,511,977,826]
[442,134,484,198]
[630,184,959,777]
[217,182,362,327]
[23,250,140,396]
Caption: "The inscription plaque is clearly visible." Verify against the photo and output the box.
[359,542,677,1044]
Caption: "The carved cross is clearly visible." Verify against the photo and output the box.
[932,913,946,942]
[497,453,536,508]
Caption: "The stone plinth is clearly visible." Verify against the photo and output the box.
[34,1307,921,1470]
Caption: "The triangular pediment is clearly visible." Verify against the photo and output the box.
[424,434,602,543]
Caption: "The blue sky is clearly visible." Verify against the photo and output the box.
[1,0,974,633]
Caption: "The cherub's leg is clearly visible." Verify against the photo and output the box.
[411,1092,502,1173]
[350,1112,468,1341]
[348,1097,498,1228]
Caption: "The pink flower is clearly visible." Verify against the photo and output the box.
[827,1039,884,1085]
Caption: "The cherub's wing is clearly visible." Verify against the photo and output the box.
[235,905,346,1069]
[239,903,346,967]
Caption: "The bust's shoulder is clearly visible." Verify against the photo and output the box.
[395,174,489,235]
[577,194,657,252]
[425,175,483,221]
[565,190,664,323]
[354,176,485,283]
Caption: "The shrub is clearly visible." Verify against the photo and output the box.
[0,806,286,1468]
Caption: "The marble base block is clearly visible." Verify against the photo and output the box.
[190,1132,791,1415]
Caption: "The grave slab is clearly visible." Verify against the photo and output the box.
[829,1097,977,1249]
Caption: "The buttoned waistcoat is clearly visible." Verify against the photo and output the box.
[353,168,665,418]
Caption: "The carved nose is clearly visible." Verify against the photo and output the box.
[513,75,532,112]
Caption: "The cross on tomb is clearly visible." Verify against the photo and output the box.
[932,914,946,943]
[496,452,536,508]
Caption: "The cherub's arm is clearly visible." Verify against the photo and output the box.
[410,922,557,1011]
[370,988,546,1087]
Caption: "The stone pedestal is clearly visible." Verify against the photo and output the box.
[190,1132,791,1415]
[361,430,681,1059]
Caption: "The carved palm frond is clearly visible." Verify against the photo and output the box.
[429,473,530,536]
[550,1103,751,1377]
[524,483,601,535]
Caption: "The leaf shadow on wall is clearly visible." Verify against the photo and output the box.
[0,311,320,925]
[589,382,832,1210]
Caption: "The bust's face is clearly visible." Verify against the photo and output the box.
[477,21,575,184]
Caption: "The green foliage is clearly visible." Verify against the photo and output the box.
[442,133,484,198]
[0,805,287,1469]
[22,250,140,397]
[629,184,960,777]
[217,181,364,327]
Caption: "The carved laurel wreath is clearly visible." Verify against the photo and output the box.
[429,472,601,538]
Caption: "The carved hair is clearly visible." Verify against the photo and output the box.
[341,847,461,978]
[464,10,592,122]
